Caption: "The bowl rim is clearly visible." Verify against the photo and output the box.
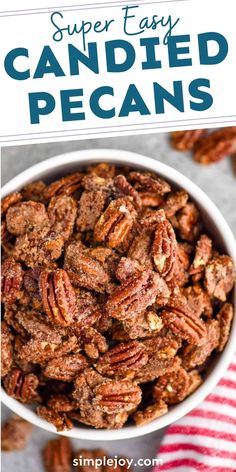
[1,148,236,441]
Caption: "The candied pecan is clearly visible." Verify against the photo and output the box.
[18,335,78,364]
[134,400,168,426]
[44,172,84,199]
[128,229,153,268]
[216,303,233,352]
[121,310,163,340]
[43,437,72,472]
[64,241,110,293]
[187,370,202,396]
[37,406,73,431]
[113,174,142,208]
[4,368,39,403]
[15,310,62,343]
[182,285,213,318]
[94,379,142,414]
[1,192,22,216]
[94,197,137,249]
[152,216,177,282]
[95,341,148,377]
[182,319,220,369]
[21,180,46,202]
[88,162,116,179]
[6,201,49,235]
[73,288,101,326]
[139,192,163,207]
[72,368,129,429]
[171,202,201,242]
[39,269,77,326]
[160,191,188,219]
[194,127,236,164]
[153,367,190,404]
[23,268,43,309]
[76,189,107,232]
[47,395,75,412]
[204,255,235,301]
[171,129,206,151]
[135,356,181,384]
[43,352,88,381]
[189,234,212,278]
[106,270,169,321]
[1,258,23,304]
[1,415,33,451]
[14,228,64,267]
[78,327,108,359]
[115,257,142,282]
[48,195,77,241]
[161,294,207,345]
[129,171,171,195]
[1,321,13,377]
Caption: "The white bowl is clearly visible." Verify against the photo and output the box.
[1,149,236,441]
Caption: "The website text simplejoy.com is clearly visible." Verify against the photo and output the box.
[73,455,163,469]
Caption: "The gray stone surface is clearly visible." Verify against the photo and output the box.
[1,133,235,472]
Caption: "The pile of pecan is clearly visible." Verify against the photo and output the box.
[1,163,235,431]
[171,126,236,166]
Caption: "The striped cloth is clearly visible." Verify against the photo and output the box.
[155,355,236,472]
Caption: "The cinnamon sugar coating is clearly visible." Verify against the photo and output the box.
[1,164,234,431]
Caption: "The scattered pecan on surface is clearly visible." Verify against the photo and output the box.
[1,415,33,451]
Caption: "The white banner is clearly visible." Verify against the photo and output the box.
[0,0,236,145]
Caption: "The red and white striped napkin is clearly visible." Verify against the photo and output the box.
[155,354,236,472]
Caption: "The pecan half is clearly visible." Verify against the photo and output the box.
[43,437,72,472]
[39,269,77,326]
[182,285,212,318]
[134,400,168,426]
[113,174,142,208]
[189,234,212,278]
[1,415,33,451]
[94,379,142,414]
[95,341,148,377]
[1,258,23,304]
[43,353,88,381]
[14,229,64,268]
[128,229,153,269]
[47,395,75,413]
[64,241,110,293]
[153,367,190,404]
[72,368,129,429]
[204,255,235,301]
[1,321,13,377]
[21,180,46,202]
[129,171,171,195]
[182,319,220,369]
[44,172,84,199]
[94,197,137,249]
[171,129,206,151]
[3,368,39,403]
[76,189,107,232]
[216,303,233,352]
[161,294,207,345]
[171,202,201,242]
[37,406,73,432]
[106,270,169,321]
[160,191,188,219]
[194,127,236,164]
[6,201,49,235]
[1,192,22,216]
[78,327,108,359]
[152,216,177,282]
[48,195,77,241]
